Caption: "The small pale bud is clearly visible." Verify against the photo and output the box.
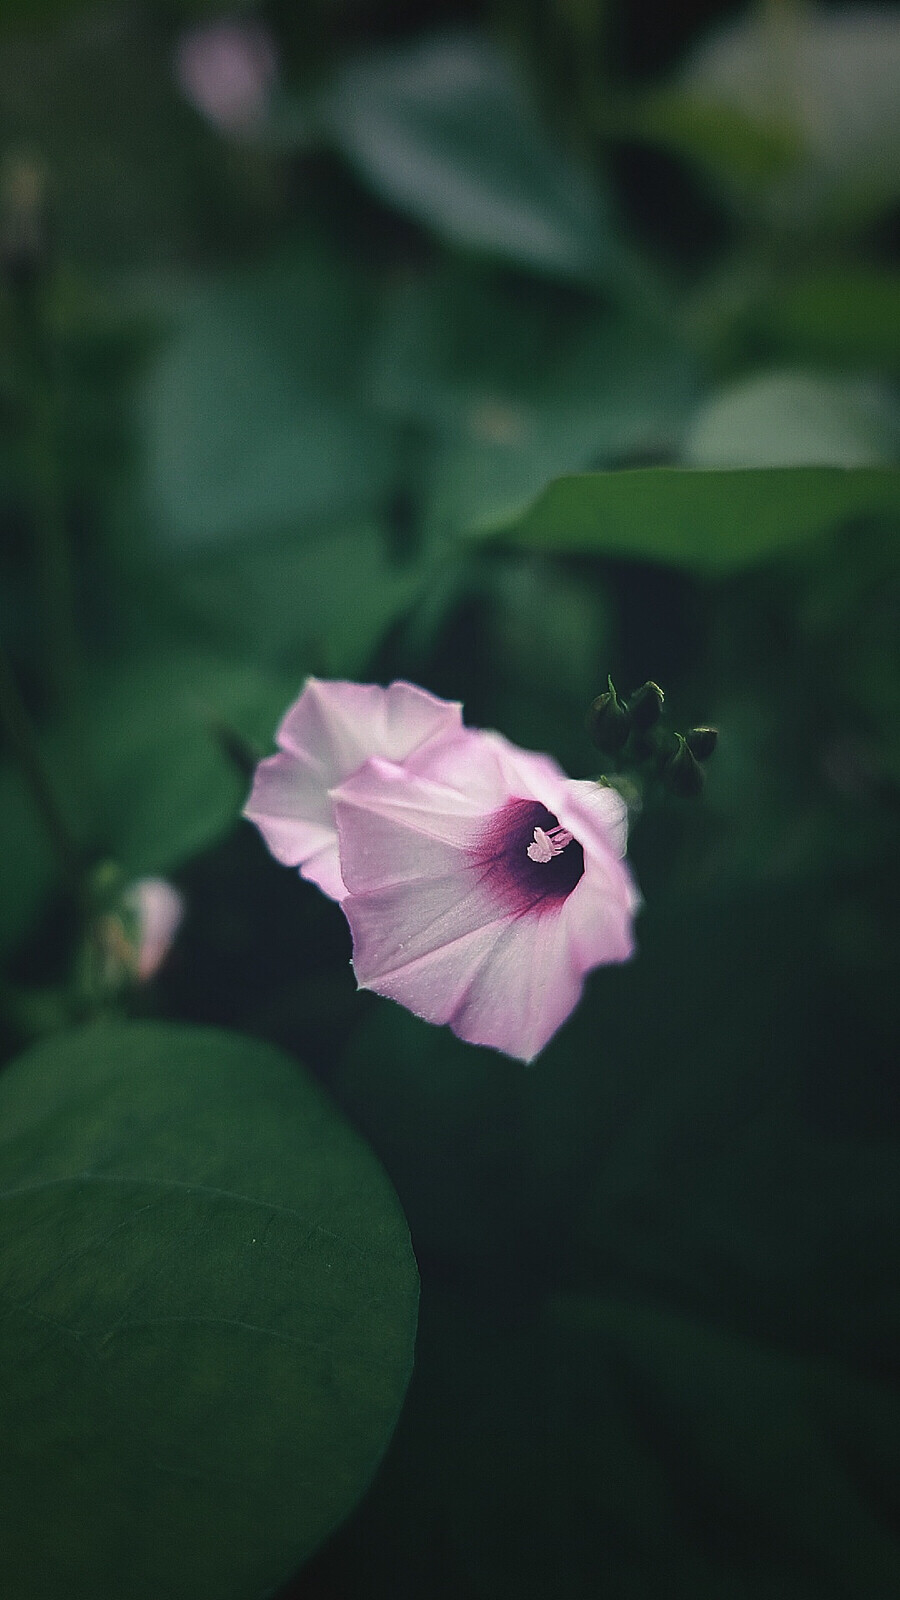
[125,879,185,981]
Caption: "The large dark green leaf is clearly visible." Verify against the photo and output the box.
[138,252,397,550]
[0,1021,419,1599]
[474,465,900,571]
[315,33,623,287]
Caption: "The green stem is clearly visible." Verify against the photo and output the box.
[0,639,84,898]
[14,277,81,711]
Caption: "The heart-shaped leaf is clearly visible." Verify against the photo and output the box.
[0,1021,419,1599]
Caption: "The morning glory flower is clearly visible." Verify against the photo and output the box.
[331,723,639,1063]
[244,678,463,900]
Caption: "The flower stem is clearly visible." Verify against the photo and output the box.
[17,278,82,711]
[0,639,84,899]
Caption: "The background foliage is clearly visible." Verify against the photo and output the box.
[1,1,899,1596]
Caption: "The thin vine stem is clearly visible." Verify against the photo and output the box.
[0,638,84,899]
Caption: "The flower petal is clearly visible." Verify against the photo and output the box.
[343,867,587,1062]
[245,678,463,900]
[561,779,631,859]
[278,678,462,774]
[245,749,334,862]
[560,862,638,972]
[332,758,487,892]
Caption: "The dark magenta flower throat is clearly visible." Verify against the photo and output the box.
[471,799,585,914]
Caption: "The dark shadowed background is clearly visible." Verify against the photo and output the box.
[1,2,899,1598]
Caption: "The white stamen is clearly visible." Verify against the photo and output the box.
[527,824,573,864]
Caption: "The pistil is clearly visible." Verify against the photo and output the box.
[527,824,574,863]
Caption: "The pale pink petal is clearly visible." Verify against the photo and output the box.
[244,749,334,863]
[332,756,497,891]
[559,863,639,972]
[561,779,631,859]
[124,879,184,981]
[476,731,572,807]
[343,867,589,1062]
[277,678,462,774]
[445,908,587,1061]
[244,678,463,900]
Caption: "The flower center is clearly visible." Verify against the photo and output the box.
[470,799,585,915]
[526,824,574,863]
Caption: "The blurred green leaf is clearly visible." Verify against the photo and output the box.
[333,1001,532,1272]
[678,6,900,227]
[138,252,397,550]
[322,1290,899,1599]
[552,1296,900,1597]
[0,761,61,963]
[487,554,607,703]
[475,466,900,570]
[748,269,900,370]
[368,268,697,536]
[625,89,801,185]
[683,372,899,469]
[0,650,289,956]
[0,16,204,267]
[172,521,426,677]
[314,32,625,287]
[0,1020,418,1600]
[0,0,94,24]
[474,552,612,771]
[73,651,288,874]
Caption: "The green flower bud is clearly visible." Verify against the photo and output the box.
[663,733,705,798]
[628,680,665,732]
[686,726,718,762]
[587,678,631,754]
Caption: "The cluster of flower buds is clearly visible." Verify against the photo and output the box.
[588,677,718,797]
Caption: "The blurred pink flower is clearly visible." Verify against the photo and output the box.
[333,725,639,1062]
[174,19,278,133]
[244,678,464,901]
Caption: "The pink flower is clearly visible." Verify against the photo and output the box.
[333,723,640,1063]
[175,20,278,134]
[247,679,640,1062]
[244,678,464,901]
